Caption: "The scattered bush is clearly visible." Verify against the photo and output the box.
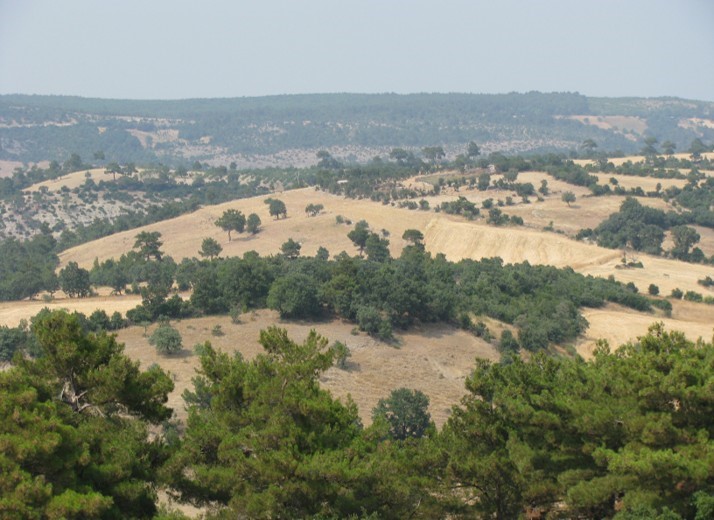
[149,323,183,355]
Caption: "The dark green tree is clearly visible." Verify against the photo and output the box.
[246,212,262,234]
[59,261,91,298]
[133,231,163,261]
[267,273,319,319]
[215,209,246,241]
[347,220,371,255]
[164,328,432,518]
[670,225,700,260]
[364,233,391,262]
[402,229,425,245]
[0,311,173,518]
[149,322,183,355]
[280,238,302,259]
[266,198,288,219]
[198,237,222,259]
[372,388,433,441]
[562,190,576,207]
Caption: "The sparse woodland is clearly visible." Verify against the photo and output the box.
[1,112,714,517]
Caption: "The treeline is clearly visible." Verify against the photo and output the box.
[84,236,658,352]
[9,93,714,164]
[0,230,59,300]
[3,311,714,518]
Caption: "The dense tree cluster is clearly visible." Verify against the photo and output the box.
[111,245,658,352]
[578,198,711,262]
[0,311,173,518]
[3,312,714,518]
[0,231,59,300]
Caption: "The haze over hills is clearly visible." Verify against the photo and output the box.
[2,92,714,167]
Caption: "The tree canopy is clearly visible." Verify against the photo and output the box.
[0,311,173,519]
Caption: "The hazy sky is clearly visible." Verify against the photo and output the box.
[1,0,712,101]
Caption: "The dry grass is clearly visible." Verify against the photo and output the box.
[0,294,143,327]
[592,172,688,192]
[4,158,713,440]
[23,168,111,192]
[114,310,499,427]
[578,301,713,358]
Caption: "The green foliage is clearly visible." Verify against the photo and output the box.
[331,340,351,369]
[347,220,371,254]
[402,228,424,245]
[670,225,700,260]
[267,272,320,319]
[246,212,261,234]
[0,323,32,361]
[58,261,91,298]
[440,196,479,219]
[133,231,163,261]
[280,237,302,259]
[164,328,415,518]
[0,233,59,300]
[305,203,324,216]
[585,198,668,255]
[562,190,576,206]
[0,311,173,518]
[149,323,183,355]
[265,197,287,219]
[372,388,433,441]
[648,283,660,296]
[198,237,222,259]
[443,324,714,518]
[214,209,246,241]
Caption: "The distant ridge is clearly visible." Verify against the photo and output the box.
[1,92,713,166]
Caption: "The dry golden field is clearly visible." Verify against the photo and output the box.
[23,167,109,192]
[112,309,499,427]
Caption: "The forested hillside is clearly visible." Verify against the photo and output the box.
[2,92,713,165]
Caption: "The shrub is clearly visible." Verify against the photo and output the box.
[684,291,703,302]
[648,284,660,296]
[331,341,351,370]
[149,323,183,355]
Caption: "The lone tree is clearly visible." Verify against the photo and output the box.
[562,191,576,207]
[467,141,481,159]
[347,220,371,255]
[402,229,424,246]
[215,209,246,241]
[266,198,287,219]
[149,322,183,355]
[305,203,324,217]
[199,237,222,259]
[134,231,163,261]
[246,212,262,234]
[372,388,433,440]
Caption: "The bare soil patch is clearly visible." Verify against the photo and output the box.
[114,310,499,427]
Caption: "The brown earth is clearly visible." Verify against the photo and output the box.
[113,309,499,428]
